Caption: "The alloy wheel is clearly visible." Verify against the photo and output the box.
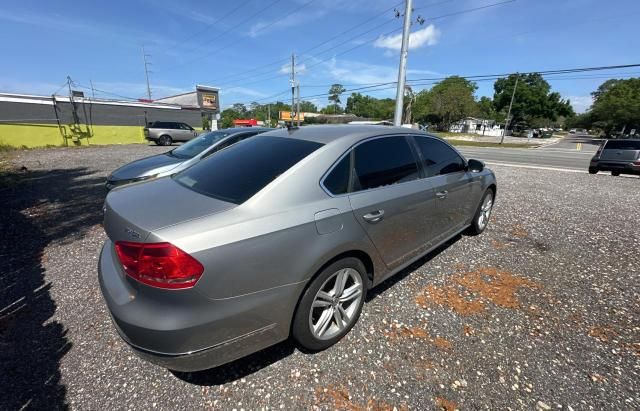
[309,268,363,340]
[478,193,493,230]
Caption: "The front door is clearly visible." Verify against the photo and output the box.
[412,136,475,241]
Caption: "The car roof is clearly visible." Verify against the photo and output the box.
[261,124,427,144]
[218,127,272,134]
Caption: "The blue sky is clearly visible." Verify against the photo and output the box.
[1,0,639,112]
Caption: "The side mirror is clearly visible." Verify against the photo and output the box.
[467,159,485,172]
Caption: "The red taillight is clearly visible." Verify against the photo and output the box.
[114,241,204,289]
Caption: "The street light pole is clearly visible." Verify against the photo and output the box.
[290,53,296,127]
[500,74,518,144]
[393,0,413,126]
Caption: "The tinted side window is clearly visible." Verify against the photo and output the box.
[175,136,323,204]
[605,140,640,150]
[413,137,466,176]
[353,137,419,191]
[324,155,351,195]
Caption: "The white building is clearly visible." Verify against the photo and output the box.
[449,117,504,137]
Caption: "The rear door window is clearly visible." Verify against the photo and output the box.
[175,136,323,204]
[353,136,419,191]
[604,140,640,150]
[413,136,466,176]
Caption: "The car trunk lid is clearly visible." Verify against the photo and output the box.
[104,177,236,243]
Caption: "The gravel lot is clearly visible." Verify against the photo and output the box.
[1,144,638,410]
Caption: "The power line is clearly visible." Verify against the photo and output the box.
[217,0,519,90]
[294,63,640,100]
[162,0,285,71]
[209,1,405,86]
[179,1,252,47]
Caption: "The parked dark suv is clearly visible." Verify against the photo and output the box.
[589,139,640,176]
[144,121,200,146]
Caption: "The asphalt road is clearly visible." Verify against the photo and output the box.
[458,134,601,172]
[1,144,638,410]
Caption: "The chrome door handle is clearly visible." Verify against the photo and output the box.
[362,210,385,223]
[436,190,448,199]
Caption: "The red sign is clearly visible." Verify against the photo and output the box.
[233,119,258,127]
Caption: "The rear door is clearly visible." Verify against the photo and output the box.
[412,136,477,241]
[347,136,436,270]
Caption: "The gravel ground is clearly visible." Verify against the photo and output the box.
[1,144,638,410]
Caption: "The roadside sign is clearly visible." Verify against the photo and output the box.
[279,111,304,122]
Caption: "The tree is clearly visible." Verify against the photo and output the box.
[219,108,241,128]
[589,78,640,134]
[328,84,346,114]
[476,96,503,122]
[427,76,478,129]
[345,93,394,119]
[298,100,318,113]
[493,73,574,128]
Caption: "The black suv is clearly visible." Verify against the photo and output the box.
[589,139,640,176]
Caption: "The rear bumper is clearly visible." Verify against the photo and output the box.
[98,240,303,371]
[590,160,640,174]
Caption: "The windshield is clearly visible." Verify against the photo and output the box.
[175,136,323,204]
[170,131,231,159]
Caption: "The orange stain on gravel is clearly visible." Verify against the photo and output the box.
[435,396,458,411]
[416,267,540,314]
[314,385,406,411]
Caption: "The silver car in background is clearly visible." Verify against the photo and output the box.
[106,127,271,189]
[99,125,497,372]
[144,121,200,146]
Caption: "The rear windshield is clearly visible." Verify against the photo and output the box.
[174,136,323,204]
[604,140,640,150]
[170,131,231,159]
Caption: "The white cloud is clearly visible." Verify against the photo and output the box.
[374,24,441,51]
[312,57,440,85]
[566,95,593,113]
[222,87,268,98]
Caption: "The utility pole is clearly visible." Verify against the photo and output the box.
[500,74,519,144]
[142,46,152,100]
[393,0,413,126]
[290,53,296,127]
[89,80,96,99]
[296,83,301,127]
[267,104,271,127]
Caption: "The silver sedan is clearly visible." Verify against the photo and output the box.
[98,125,496,371]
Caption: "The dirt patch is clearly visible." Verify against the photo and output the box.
[491,239,508,249]
[510,224,529,238]
[314,386,405,411]
[417,267,540,316]
[384,325,453,351]
[454,267,540,309]
[435,396,458,411]
[416,284,485,315]
[433,336,453,350]
[588,326,617,343]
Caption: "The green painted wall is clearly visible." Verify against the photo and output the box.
[0,123,146,148]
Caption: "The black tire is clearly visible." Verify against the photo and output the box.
[158,135,173,146]
[292,257,367,351]
[611,171,620,176]
[588,167,598,174]
[466,188,495,236]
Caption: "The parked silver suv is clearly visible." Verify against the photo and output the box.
[144,121,200,146]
